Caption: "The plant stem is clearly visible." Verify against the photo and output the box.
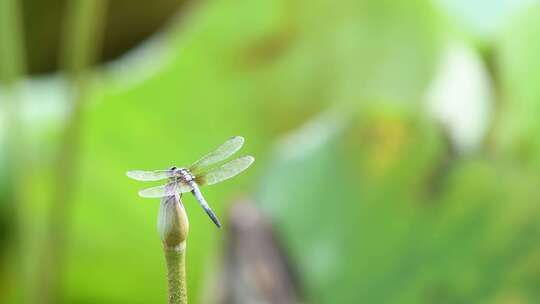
[0,0,27,302]
[36,0,107,303]
[164,245,188,304]
[158,194,189,304]
[0,0,25,84]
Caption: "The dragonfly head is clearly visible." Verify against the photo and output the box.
[169,166,182,181]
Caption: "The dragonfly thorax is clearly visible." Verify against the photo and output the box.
[176,168,195,183]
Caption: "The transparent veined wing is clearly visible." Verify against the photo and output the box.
[139,181,193,198]
[198,155,254,186]
[126,169,175,181]
[190,136,245,172]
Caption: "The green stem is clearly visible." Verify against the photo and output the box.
[0,0,29,303]
[36,0,107,303]
[164,245,188,304]
[0,0,25,84]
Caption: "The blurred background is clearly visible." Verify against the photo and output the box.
[1,0,540,303]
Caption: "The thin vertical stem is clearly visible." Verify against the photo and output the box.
[0,0,25,84]
[164,246,188,304]
[159,195,189,304]
[35,0,107,303]
[0,0,26,193]
[0,0,28,302]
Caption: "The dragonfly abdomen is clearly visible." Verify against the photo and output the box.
[189,181,222,228]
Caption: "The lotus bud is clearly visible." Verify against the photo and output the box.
[158,194,189,250]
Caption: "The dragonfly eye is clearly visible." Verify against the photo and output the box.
[169,166,177,171]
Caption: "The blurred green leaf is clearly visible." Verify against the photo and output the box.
[494,4,540,167]
[257,107,540,303]
[256,108,445,303]
[1,0,467,302]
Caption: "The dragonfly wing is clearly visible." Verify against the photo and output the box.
[138,181,193,198]
[198,155,254,186]
[190,136,245,172]
[126,170,175,181]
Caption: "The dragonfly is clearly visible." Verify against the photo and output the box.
[126,136,254,228]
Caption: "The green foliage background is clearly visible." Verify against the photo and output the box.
[2,0,540,303]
